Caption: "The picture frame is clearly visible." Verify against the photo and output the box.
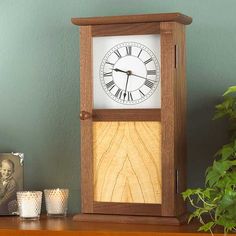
[0,153,24,215]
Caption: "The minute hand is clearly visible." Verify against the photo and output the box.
[131,73,146,80]
[131,73,156,82]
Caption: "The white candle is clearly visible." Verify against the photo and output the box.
[17,191,42,219]
[20,198,37,218]
[44,188,69,216]
[50,189,63,214]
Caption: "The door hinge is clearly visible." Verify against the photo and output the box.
[174,44,178,69]
[176,169,179,194]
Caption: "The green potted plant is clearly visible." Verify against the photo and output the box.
[182,86,236,234]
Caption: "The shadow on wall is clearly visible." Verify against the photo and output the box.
[187,93,228,189]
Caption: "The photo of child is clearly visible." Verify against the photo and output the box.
[0,154,23,215]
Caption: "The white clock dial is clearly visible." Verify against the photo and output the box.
[93,34,161,109]
[100,42,160,105]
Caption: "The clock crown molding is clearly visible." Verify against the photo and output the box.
[71,12,192,26]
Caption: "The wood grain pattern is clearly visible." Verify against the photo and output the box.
[174,23,187,216]
[160,22,176,217]
[80,26,94,213]
[76,13,190,220]
[92,109,161,121]
[91,23,160,36]
[0,215,230,236]
[93,122,161,204]
[71,12,192,26]
[160,22,187,216]
[93,202,161,216]
[74,213,188,225]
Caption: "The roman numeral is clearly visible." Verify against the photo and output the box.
[114,50,121,59]
[106,61,115,66]
[144,58,152,64]
[105,80,115,90]
[139,89,145,97]
[144,79,154,89]
[126,46,132,55]
[147,70,156,75]
[103,72,112,77]
[115,88,123,98]
[138,49,142,58]
[127,92,133,101]
[123,92,133,101]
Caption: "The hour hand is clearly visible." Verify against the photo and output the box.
[112,68,128,74]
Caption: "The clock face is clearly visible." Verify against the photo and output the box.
[93,35,161,109]
[100,42,160,105]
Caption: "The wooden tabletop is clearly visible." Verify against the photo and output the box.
[0,215,232,236]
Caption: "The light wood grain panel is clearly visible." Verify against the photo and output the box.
[93,122,161,204]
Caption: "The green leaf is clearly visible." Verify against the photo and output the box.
[216,175,231,189]
[198,221,215,232]
[191,208,208,220]
[205,166,221,187]
[203,188,211,199]
[219,189,236,209]
[227,203,236,219]
[216,217,236,230]
[188,213,196,223]
[220,146,234,160]
[229,172,236,183]
[182,189,194,200]
[223,86,236,96]
[205,160,236,187]
[223,97,234,109]
[213,92,236,121]
[213,111,227,120]
[230,160,236,165]
[184,85,236,234]
[213,160,232,175]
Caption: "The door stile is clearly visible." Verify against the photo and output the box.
[80,26,94,213]
[160,22,176,216]
[173,23,187,216]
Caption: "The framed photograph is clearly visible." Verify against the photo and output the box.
[0,153,24,215]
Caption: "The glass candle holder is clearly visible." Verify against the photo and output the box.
[17,191,42,220]
[44,189,69,217]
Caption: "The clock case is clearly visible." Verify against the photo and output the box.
[72,13,192,225]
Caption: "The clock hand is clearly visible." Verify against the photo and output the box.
[124,71,131,99]
[131,72,156,82]
[130,73,146,80]
[112,68,129,74]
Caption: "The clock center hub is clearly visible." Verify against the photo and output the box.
[113,56,146,92]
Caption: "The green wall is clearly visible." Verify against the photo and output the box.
[0,0,235,213]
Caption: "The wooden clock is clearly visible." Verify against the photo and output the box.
[71,13,192,225]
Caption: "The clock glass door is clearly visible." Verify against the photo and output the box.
[92,34,162,205]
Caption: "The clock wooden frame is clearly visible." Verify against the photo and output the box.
[72,13,192,225]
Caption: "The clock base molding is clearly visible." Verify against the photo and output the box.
[73,213,189,225]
